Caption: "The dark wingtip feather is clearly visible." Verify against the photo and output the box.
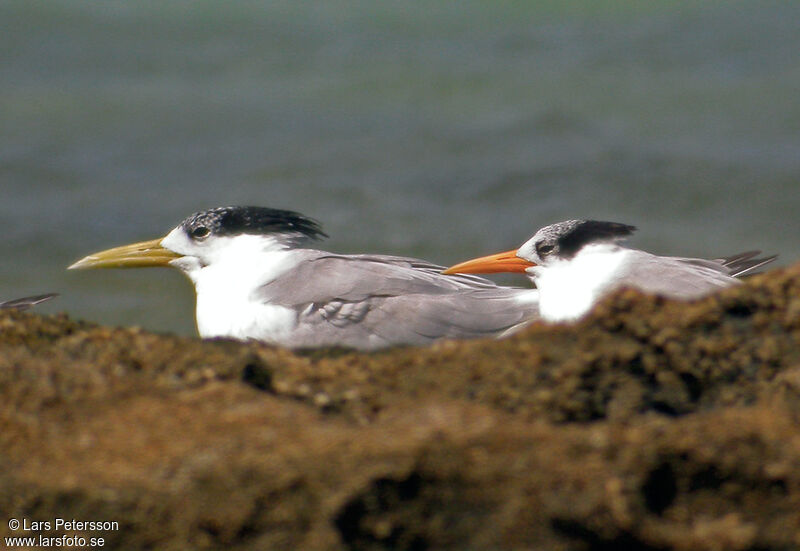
[718,251,778,278]
[0,293,59,310]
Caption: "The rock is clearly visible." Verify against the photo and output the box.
[2,265,800,550]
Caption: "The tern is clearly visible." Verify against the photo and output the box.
[69,206,539,349]
[443,219,776,322]
[0,293,58,311]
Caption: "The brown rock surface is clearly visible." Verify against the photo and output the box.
[2,265,800,550]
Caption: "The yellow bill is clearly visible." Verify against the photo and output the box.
[68,238,181,270]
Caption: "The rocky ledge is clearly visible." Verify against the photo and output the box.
[2,265,800,550]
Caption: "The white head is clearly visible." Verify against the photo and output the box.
[160,207,327,280]
[516,220,637,266]
[443,219,636,277]
[68,206,327,279]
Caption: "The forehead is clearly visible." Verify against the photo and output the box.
[183,209,225,229]
[534,220,584,242]
[179,206,326,239]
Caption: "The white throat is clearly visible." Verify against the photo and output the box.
[163,232,302,342]
[529,243,631,322]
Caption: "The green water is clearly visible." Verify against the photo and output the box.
[1,1,798,335]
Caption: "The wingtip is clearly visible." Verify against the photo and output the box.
[0,293,59,310]
[724,251,779,278]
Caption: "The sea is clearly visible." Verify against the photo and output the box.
[1,0,798,336]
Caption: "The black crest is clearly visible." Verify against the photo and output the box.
[181,206,328,241]
[555,220,636,259]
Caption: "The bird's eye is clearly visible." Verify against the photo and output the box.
[191,226,210,240]
[536,243,555,256]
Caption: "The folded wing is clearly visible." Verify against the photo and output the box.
[256,253,539,349]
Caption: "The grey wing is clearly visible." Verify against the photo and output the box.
[257,252,538,349]
[314,253,510,291]
[358,288,538,342]
[621,251,742,299]
[0,293,58,310]
[285,289,539,349]
[259,252,522,304]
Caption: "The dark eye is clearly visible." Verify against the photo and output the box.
[191,226,210,239]
[536,243,554,256]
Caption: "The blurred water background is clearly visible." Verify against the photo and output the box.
[1,0,798,336]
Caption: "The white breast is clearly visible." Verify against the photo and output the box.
[533,245,631,322]
[191,250,299,343]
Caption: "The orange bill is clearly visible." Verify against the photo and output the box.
[442,249,535,275]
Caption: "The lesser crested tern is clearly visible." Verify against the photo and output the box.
[443,219,776,322]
